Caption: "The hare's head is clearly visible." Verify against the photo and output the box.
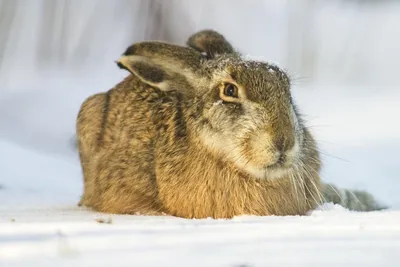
[117,30,306,180]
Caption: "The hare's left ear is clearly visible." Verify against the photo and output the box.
[116,41,206,94]
[116,56,172,91]
[187,30,235,58]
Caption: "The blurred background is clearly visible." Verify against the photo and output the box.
[0,0,399,207]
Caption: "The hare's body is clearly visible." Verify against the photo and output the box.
[77,30,322,218]
[78,74,321,218]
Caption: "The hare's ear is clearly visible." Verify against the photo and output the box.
[187,30,235,58]
[116,56,171,91]
[116,42,205,94]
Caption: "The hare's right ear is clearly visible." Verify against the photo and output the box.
[187,30,235,58]
[116,42,205,94]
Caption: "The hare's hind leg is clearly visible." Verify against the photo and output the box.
[92,145,163,215]
[76,92,108,207]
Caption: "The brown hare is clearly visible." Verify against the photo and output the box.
[76,30,384,219]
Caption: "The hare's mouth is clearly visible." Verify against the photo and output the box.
[267,162,289,171]
[241,162,293,180]
[265,155,293,170]
[234,148,296,180]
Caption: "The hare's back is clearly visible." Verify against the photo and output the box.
[104,75,174,149]
[77,92,109,156]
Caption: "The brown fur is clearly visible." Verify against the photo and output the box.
[76,30,321,219]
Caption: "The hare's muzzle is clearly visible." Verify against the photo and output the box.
[243,114,298,171]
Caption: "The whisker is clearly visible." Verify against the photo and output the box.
[299,161,325,206]
[318,152,350,163]
[289,171,300,207]
[324,182,344,204]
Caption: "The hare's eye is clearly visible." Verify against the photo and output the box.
[223,83,238,98]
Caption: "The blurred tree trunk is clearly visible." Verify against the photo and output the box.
[36,0,71,66]
[58,0,70,63]
[0,0,17,69]
[286,0,316,81]
[143,0,176,41]
[37,0,57,65]
[34,0,192,68]
[141,0,192,43]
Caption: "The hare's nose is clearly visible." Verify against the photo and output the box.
[270,151,286,167]
[273,134,284,153]
[272,135,294,155]
[277,153,286,165]
[270,136,297,167]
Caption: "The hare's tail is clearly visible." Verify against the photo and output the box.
[321,183,388,211]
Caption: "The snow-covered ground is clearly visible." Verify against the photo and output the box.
[1,204,400,267]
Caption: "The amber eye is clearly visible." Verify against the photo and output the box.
[223,83,239,98]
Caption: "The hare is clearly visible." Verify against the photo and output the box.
[76,29,323,219]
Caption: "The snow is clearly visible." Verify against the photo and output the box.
[213,100,223,106]
[1,204,400,267]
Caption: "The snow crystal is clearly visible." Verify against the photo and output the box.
[213,100,223,106]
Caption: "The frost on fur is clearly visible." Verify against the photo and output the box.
[213,100,223,106]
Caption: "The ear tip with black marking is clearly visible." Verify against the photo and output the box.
[122,45,136,56]
[115,60,129,72]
